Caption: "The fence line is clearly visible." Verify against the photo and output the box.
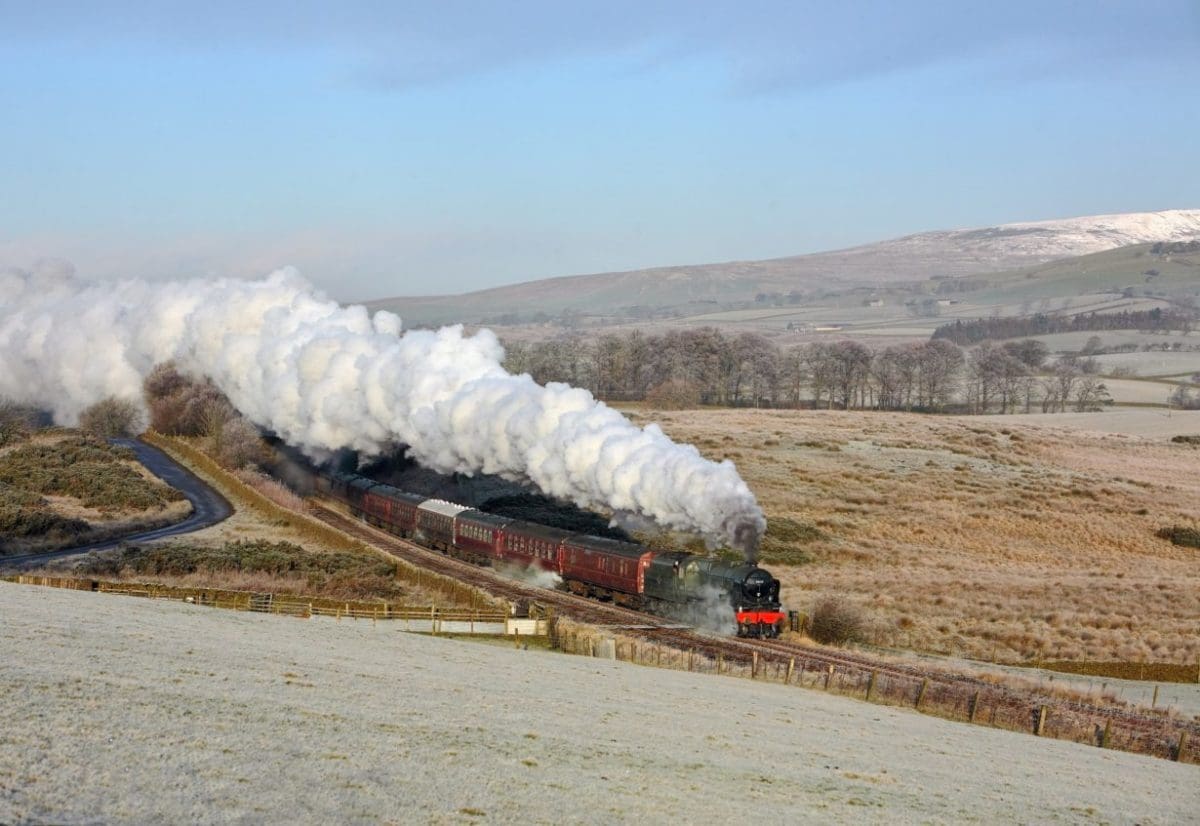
[2,574,509,625]
[547,618,1200,765]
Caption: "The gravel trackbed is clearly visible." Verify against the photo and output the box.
[0,582,1195,824]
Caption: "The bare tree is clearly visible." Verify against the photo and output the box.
[1002,339,1049,370]
[732,333,780,406]
[79,397,144,438]
[827,341,873,409]
[1073,376,1110,411]
[1043,359,1081,413]
[781,346,809,407]
[916,339,964,410]
[803,343,836,408]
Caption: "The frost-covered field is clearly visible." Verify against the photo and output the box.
[1090,351,1200,377]
[1099,378,1182,404]
[977,407,1200,437]
[1,583,1196,824]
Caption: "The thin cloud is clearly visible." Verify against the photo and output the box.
[3,2,1195,94]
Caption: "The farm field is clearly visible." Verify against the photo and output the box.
[1100,378,1185,405]
[1089,351,1200,377]
[2,582,1195,824]
[1014,330,1196,354]
[626,407,1200,665]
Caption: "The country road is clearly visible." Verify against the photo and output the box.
[0,437,232,570]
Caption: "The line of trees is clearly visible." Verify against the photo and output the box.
[502,328,1115,414]
[933,308,1194,345]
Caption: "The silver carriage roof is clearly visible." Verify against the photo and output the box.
[417,499,471,518]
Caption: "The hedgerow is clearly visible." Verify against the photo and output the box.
[109,540,395,577]
[76,540,405,599]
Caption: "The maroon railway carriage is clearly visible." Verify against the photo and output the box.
[500,521,570,572]
[360,484,426,537]
[560,535,654,607]
[454,509,512,565]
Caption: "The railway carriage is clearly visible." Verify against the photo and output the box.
[415,499,469,550]
[560,535,653,606]
[500,521,569,571]
[454,510,512,565]
[361,484,425,536]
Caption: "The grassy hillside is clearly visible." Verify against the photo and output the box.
[624,406,1200,665]
[367,237,1200,331]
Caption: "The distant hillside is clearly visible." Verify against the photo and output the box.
[367,209,1200,326]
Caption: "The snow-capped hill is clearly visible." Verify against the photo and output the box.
[918,209,1200,266]
[369,209,1200,323]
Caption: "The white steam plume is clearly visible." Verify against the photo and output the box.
[0,264,765,555]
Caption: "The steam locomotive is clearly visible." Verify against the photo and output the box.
[315,470,786,637]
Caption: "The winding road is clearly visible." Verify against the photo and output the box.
[0,437,232,571]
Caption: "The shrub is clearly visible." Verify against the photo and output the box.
[210,415,266,470]
[0,482,89,543]
[0,402,37,447]
[808,594,867,646]
[75,540,404,599]
[758,516,823,565]
[1170,434,1200,445]
[78,397,144,438]
[0,504,89,541]
[0,437,181,512]
[143,362,235,436]
[1156,526,1200,549]
[645,379,701,410]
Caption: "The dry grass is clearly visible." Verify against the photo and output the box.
[627,407,1200,665]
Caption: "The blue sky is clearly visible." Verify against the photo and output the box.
[1,1,1198,301]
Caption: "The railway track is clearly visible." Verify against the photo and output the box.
[309,501,679,630]
[311,499,1199,760]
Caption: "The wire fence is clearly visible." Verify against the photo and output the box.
[548,618,1200,765]
[2,573,508,625]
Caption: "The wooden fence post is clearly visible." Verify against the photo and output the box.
[1151,685,1159,708]
[717,653,724,674]
[968,691,980,723]
[1101,720,1111,749]
[752,651,759,679]
[1177,730,1189,762]
[865,671,876,701]
[915,678,928,709]
[1035,706,1048,736]
[688,649,694,672]
[824,665,834,690]
[786,658,795,685]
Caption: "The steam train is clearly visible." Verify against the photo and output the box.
[315,470,786,637]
